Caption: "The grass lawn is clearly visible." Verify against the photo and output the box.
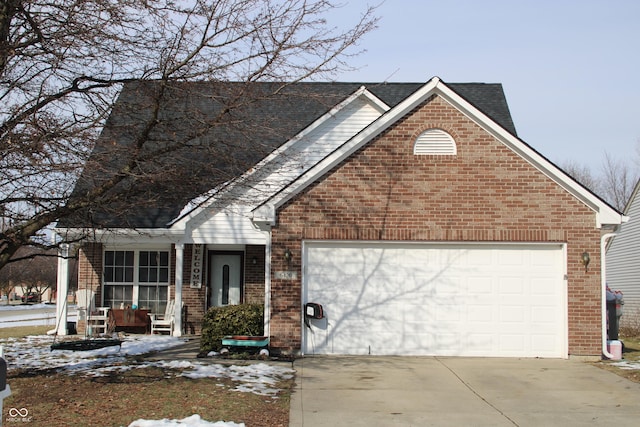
[1,326,292,427]
[0,325,51,340]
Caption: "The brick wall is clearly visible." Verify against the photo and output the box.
[270,94,602,356]
[77,242,103,299]
[76,242,103,334]
[181,244,206,334]
[245,245,266,303]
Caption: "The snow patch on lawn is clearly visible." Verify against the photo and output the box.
[0,304,295,427]
[0,306,295,427]
[156,359,294,396]
[129,414,244,427]
[609,360,640,370]
[1,334,293,397]
[0,331,293,427]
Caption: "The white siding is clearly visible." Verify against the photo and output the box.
[189,210,266,245]
[243,96,383,207]
[607,188,640,325]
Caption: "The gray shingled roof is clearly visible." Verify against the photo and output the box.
[58,80,517,229]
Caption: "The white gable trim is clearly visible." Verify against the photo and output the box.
[168,87,391,230]
[254,77,625,228]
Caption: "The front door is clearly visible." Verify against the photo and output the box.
[210,253,243,307]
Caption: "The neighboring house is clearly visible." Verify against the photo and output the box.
[606,179,640,328]
[5,287,52,303]
[55,77,625,358]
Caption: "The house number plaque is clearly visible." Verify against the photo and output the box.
[275,271,298,280]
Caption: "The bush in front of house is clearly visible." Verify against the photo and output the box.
[200,303,264,352]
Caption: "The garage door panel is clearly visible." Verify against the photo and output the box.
[500,335,526,353]
[468,277,492,295]
[498,250,525,266]
[468,304,493,322]
[303,242,566,357]
[532,334,558,352]
[499,276,528,293]
[532,278,558,296]
[531,305,557,322]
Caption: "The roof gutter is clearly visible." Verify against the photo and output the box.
[601,232,617,359]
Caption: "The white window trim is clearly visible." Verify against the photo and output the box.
[103,246,172,309]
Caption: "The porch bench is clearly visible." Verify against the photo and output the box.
[110,308,150,333]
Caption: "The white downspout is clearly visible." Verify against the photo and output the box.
[601,233,617,359]
[264,231,272,338]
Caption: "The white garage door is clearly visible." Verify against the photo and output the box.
[303,242,567,358]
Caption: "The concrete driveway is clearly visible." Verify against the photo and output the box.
[289,356,640,426]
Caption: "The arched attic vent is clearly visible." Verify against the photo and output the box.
[413,129,457,155]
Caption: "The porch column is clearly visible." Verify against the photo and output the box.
[173,243,183,337]
[52,243,70,336]
[264,232,272,337]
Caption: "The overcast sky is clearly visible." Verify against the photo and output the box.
[330,0,640,173]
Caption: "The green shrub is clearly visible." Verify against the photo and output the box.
[200,303,264,352]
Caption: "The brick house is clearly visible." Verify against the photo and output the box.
[55,77,625,358]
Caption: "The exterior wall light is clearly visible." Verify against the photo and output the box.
[252,256,257,265]
[284,248,292,263]
[581,251,590,272]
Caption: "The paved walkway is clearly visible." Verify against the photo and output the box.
[289,356,640,426]
[143,336,203,360]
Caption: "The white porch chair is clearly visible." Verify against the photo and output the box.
[148,300,176,335]
[76,289,110,335]
[87,307,110,335]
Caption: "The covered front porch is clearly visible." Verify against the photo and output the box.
[53,240,268,338]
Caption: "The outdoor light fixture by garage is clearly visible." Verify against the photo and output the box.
[284,248,292,264]
[581,251,590,272]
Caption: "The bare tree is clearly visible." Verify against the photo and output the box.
[601,152,638,212]
[0,0,379,270]
[562,160,605,198]
[0,247,57,302]
[562,151,639,212]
